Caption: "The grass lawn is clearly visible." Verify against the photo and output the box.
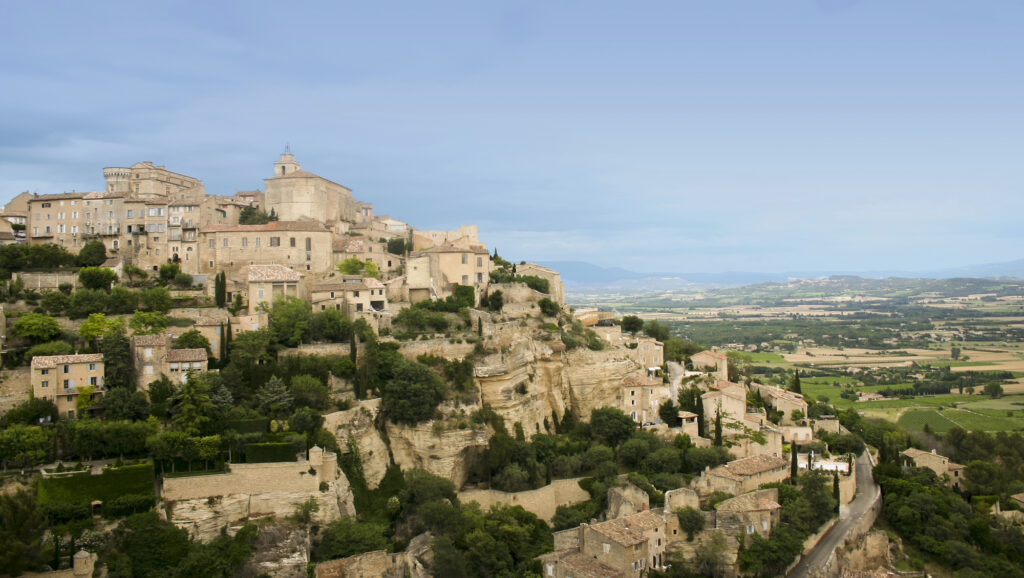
[37,462,155,505]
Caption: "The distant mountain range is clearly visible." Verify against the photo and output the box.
[538,258,1024,290]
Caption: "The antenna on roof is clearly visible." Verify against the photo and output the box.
[284,143,291,154]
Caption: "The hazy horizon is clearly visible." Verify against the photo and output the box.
[2,2,1022,273]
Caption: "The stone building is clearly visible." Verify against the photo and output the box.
[750,383,809,425]
[631,336,664,372]
[332,236,403,277]
[103,162,204,199]
[410,225,479,251]
[199,221,334,281]
[28,192,87,249]
[622,374,668,424]
[540,510,668,577]
[31,354,105,419]
[406,243,490,303]
[247,264,304,314]
[607,482,651,519]
[264,152,367,223]
[691,454,789,496]
[714,488,782,538]
[690,350,728,380]
[701,381,747,427]
[132,333,208,389]
[516,263,565,305]
[311,276,390,333]
[901,448,965,489]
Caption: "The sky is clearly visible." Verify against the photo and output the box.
[1,1,1022,274]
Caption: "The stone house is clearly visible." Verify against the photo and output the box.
[199,221,334,281]
[901,448,965,489]
[677,411,700,439]
[132,333,208,390]
[691,454,790,496]
[607,482,651,519]
[28,192,87,250]
[701,381,747,427]
[631,337,664,373]
[750,383,809,425]
[540,510,668,577]
[247,264,304,314]
[311,276,391,334]
[411,224,479,251]
[622,374,668,424]
[332,236,403,277]
[192,316,225,360]
[515,263,565,304]
[714,488,782,538]
[31,354,105,419]
[690,350,728,380]
[406,243,490,303]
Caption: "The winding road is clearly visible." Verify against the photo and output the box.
[788,451,880,577]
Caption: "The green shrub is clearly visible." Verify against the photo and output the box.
[244,442,298,463]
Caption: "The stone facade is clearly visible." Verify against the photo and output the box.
[714,488,782,538]
[31,354,105,418]
[200,222,333,283]
[541,510,669,577]
[264,153,365,224]
[457,477,590,523]
[691,454,789,496]
[690,350,728,380]
[247,264,305,314]
[901,447,965,488]
[131,333,207,390]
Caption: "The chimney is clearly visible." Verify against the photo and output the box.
[931,449,937,454]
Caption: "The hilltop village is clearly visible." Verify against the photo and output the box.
[0,155,895,577]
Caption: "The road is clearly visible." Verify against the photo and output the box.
[788,451,880,577]
[667,361,685,401]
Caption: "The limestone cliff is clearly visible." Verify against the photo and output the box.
[324,400,391,490]
[238,524,311,578]
[386,421,492,487]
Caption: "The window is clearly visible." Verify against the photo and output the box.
[270,237,280,247]
[256,237,261,247]
[289,237,296,247]
[461,254,468,265]
[170,363,179,371]
[258,289,264,299]
[305,237,311,250]
[127,210,134,218]
[41,380,48,388]
[223,238,229,247]
[41,369,49,375]
[209,239,215,248]
[192,362,202,369]
[602,543,610,554]
[634,545,642,552]
[462,275,469,285]
[63,379,71,389]
[62,365,71,374]
[747,525,755,534]
[144,348,152,358]
[242,237,247,248]
[477,257,482,266]
[89,377,98,386]
[209,260,215,268]
[354,291,360,297]
[88,363,97,371]
[144,365,153,375]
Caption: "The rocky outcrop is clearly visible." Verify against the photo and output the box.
[324,400,391,489]
[475,339,569,438]
[386,421,491,487]
[563,347,641,419]
[167,479,355,542]
[238,524,311,578]
[314,532,434,578]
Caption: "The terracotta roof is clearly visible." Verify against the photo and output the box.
[694,350,727,360]
[537,550,621,578]
[30,192,87,201]
[167,348,208,362]
[716,490,782,513]
[201,221,329,233]
[588,510,664,547]
[248,264,302,282]
[900,448,937,460]
[710,455,788,480]
[31,353,103,369]
[132,334,168,347]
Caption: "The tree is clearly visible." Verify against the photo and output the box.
[485,290,504,312]
[109,285,141,314]
[984,383,1003,398]
[290,374,329,410]
[337,257,379,278]
[75,240,107,267]
[590,407,635,447]
[621,315,643,335]
[386,237,407,255]
[268,296,312,347]
[713,409,723,447]
[363,260,380,279]
[99,327,135,389]
[123,264,148,286]
[676,506,705,541]
[75,384,98,415]
[148,375,177,420]
[309,308,351,343]
[173,377,214,436]
[659,399,680,427]
[79,312,123,343]
[78,266,118,291]
[951,346,961,360]
[40,290,70,315]
[103,387,151,421]
[257,376,294,418]
[643,320,671,341]
[0,397,58,427]
[104,512,192,577]
[791,446,799,481]
[129,311,168,335]
[173,330,212,356]
[239,206,271,225]
[789,370,802,395]
[141,286,172,312]
[538,298,559,317]
[313,517,389,562]
[67,289,110,318]
[381,359,447,426]
[832,473,840,513]
[11,313,62,344]
[214,271,226,307]
[158,263,181,285]
[24,340,73,362]
[0,490,50,576]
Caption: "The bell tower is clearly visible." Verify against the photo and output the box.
[274,145,300,176]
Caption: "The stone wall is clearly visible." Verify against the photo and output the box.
[314,532,433,578]
[163,460,330,500]
[488,282,548,304]
[278,343,352,358]
[397,338,475,361]
[16,271,78,291]
[457,477,589,522]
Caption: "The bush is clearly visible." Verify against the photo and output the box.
[103,493,155,518]
[244,443,298,463]
[78,266,117,291]
[25,340,73,361]
[538,298,559,317]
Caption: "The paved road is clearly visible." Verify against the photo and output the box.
[788,451,880,577]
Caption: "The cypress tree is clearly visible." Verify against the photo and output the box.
[695,394,706,438]
[791,445,799,482]
[790,370,802,395]
[833,472,841,513]
[713,409,723,447]
[215,271,227,308]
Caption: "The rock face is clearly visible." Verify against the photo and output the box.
[386,421,492,487]
[833,530,892,576]
[239,524,311,578]
[324,399,391,489]
[563,347,640,420]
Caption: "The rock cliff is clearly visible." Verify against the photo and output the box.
[386,421,492,487]
[324,400,391,489]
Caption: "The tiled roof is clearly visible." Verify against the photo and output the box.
[900,448,936,460]
[201,221,329,233]
[711,455,788,480]
[30,192,88,201]
[413,242,489,255]
[132,334,168,347]
[716,490,782,513]
[267,169,351,191]
[537,550,621,578]
[623,374,662,387]
[588,510,663,547]
[167,348,208,362]
[694,350,727,360]
[248,264,302,282]
[31,353,103,369]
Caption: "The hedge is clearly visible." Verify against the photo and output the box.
[37,462,155,506]
[245,443,298,463]
[226,418,270,434]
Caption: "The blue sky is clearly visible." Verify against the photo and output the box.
[1,1,1022,273]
